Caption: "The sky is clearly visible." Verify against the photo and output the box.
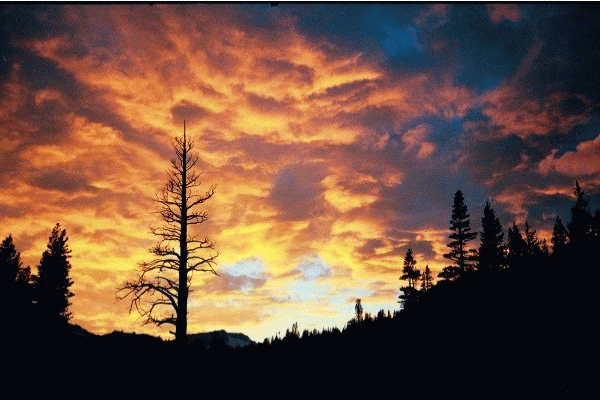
[1,3,599,342]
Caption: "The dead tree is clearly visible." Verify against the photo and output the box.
[118,121,218,345]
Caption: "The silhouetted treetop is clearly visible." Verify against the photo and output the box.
[36,223,74,326]
[479,201,505,272]
[440,190,477,281]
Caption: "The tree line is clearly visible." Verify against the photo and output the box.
[2,223,74,339]
[399,181,600,310]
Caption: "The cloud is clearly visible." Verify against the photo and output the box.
[401,123,436,159]
[267,163,329,221]
[486,4,523,24]
[28,169,98,194]
[414,4,450,30]
[170,101,213,123]
[538,134,600,177]
[297,254,332,280]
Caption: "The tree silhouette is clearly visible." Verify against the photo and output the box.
[524,221,546,259]
[1,235,33,320]
[507,223,527,270]
[399,248,421,308]
[36,223,74,328]
[439,190,477,281]
[420,265,434,291]
[478,201,505,272]
[568,180,592,254]
[551,216,569,256]
[118,122,218,345]
[1,235,21,291]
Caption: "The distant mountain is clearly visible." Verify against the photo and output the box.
[66,324,254,349]
[187,330,254,349]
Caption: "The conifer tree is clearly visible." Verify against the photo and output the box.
[439,190,477,281]
[0,235,21,289]
[399,248,421,308]
[568,180,592,251]
[0,235,33,316]
[507,223,527,270]
[420,265,434,291]
[478,201,505,272]
[36,223,74,327]
[551,216,568,257]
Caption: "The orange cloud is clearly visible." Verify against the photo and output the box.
[538,134,600,178]
[480,87,593,139]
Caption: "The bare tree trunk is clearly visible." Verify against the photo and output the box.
[117,120,218,344]
[177,121,188,346]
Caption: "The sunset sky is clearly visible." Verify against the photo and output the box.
[1,3,599,342]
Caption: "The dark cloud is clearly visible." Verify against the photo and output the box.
[28,169,97,194]
[267,163,328,221]
[171,100,213,123]
[526,5,600,101]
[246,92,297,115]
[309,79,379,106]
[256,58,314,85]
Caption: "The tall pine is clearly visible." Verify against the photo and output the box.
[506,223,527,270]
[399,248,421,309]
[478,201,505,272]
[439,190,477,281]
[420,265,434,291]
[36,223,74,329]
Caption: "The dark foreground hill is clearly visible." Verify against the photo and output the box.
[6,266,591,397]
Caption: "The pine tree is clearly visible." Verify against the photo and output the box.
[478,201,505,272]
[507,223,527,270]
[0,235,34,318]
[399,248,421,309]
[551,216,568,257]
[1,235,21,297]
[568,180,592,252]
[439,190,477,281]
[420,265,434,291]
[36,223,74,328]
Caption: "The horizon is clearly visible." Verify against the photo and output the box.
[1,3,599,343]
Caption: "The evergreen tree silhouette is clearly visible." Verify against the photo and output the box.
[551,216,569,261]
[439,190,477,281]
[399,248,421,308]
[420,265,434,291]
[0,235,34,324]
[506,223,527,270]
[478,201,505,272]
[36,223,74,329]
[1,235,21,291]
[568,181,592,254]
